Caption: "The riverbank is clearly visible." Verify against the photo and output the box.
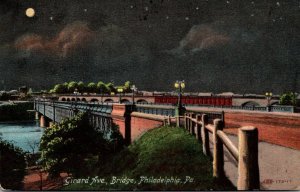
[0,120,38,124]
[0,102,34,121]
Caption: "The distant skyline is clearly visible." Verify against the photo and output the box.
[0,0,299,94]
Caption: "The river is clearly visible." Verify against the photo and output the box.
[0,121,44,153]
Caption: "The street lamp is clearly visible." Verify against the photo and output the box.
[117,88,124,103]
[74,88,79,99]
[73,88,79,113]
[265,92,272,106]
[131,85,137,104]
[174,80,185,116]
[292,92,298,106]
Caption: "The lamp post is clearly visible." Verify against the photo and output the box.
[100,89,103,103]
[174,80,185,116]
[74,88,79,99]
[131,85,137,104]
[265,92,272,112]
[117,88,124,103]
[73,88,79,113]
[292,92,298,107]
[265,92,272,106]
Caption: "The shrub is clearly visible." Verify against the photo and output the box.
[0,139,26,190]
[279,92,298,106]
[39,112,123,177]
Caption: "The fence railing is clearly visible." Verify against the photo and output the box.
[183,112,260,190]
[187,104,296,113]
[34,99,114,131]
[186,109,224,124]
[269,105,295,113]
[134,104,176,116]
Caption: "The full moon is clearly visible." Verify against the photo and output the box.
[25,8,35,17]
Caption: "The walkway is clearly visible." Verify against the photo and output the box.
[209,134,300,190]
[23,167,68,190]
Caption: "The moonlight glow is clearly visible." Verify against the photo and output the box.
[25,8,35,18]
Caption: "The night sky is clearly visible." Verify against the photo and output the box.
[0,0,299,94]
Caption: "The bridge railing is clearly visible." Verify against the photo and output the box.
[134,104,176,116]
[269,105,295,113]
[187,104,297,113]
[184,113,259,190]
[34,99,114,133]
[34,99,114,121]
[185,109,224,125]
[137,101,297,113]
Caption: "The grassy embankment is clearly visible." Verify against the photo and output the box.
[63,126,235,190]
[0,102,34,121]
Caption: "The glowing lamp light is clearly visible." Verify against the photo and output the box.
[181,82,185,89]
[175,80,185,89]
[117,88,124,93]
[265,92,272,97]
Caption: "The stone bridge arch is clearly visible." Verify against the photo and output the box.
[242,101,260,107]
[91,98,99,102]
[270,101,279,105]
[61,98,66,101]
[121,99,130,103]
[136,99,148,104]
[104,99,114,103]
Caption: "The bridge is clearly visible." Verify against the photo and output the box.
[34,99,227,143]
[35,99,174,144]
[55,94,298,113]
[34,95,298,139]
[59,95,152,104]
[57,94,281,107]
[34,98,264,190]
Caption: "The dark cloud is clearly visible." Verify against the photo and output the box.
[15,21,95,57]
[169,24,230,56]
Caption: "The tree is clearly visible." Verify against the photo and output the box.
[124,81,132,93]
[53,84,66,93]
[0,139,26,190]
[0,92,9,101]
[26,139,40,155]
[279,92,298,106]
[77,81,85,93]
[39,112,121,177]
[62,82,69,92]
[67,81,78,93]
[97,81,107,94]
[87,82,97,93]
[106,83,115,93]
